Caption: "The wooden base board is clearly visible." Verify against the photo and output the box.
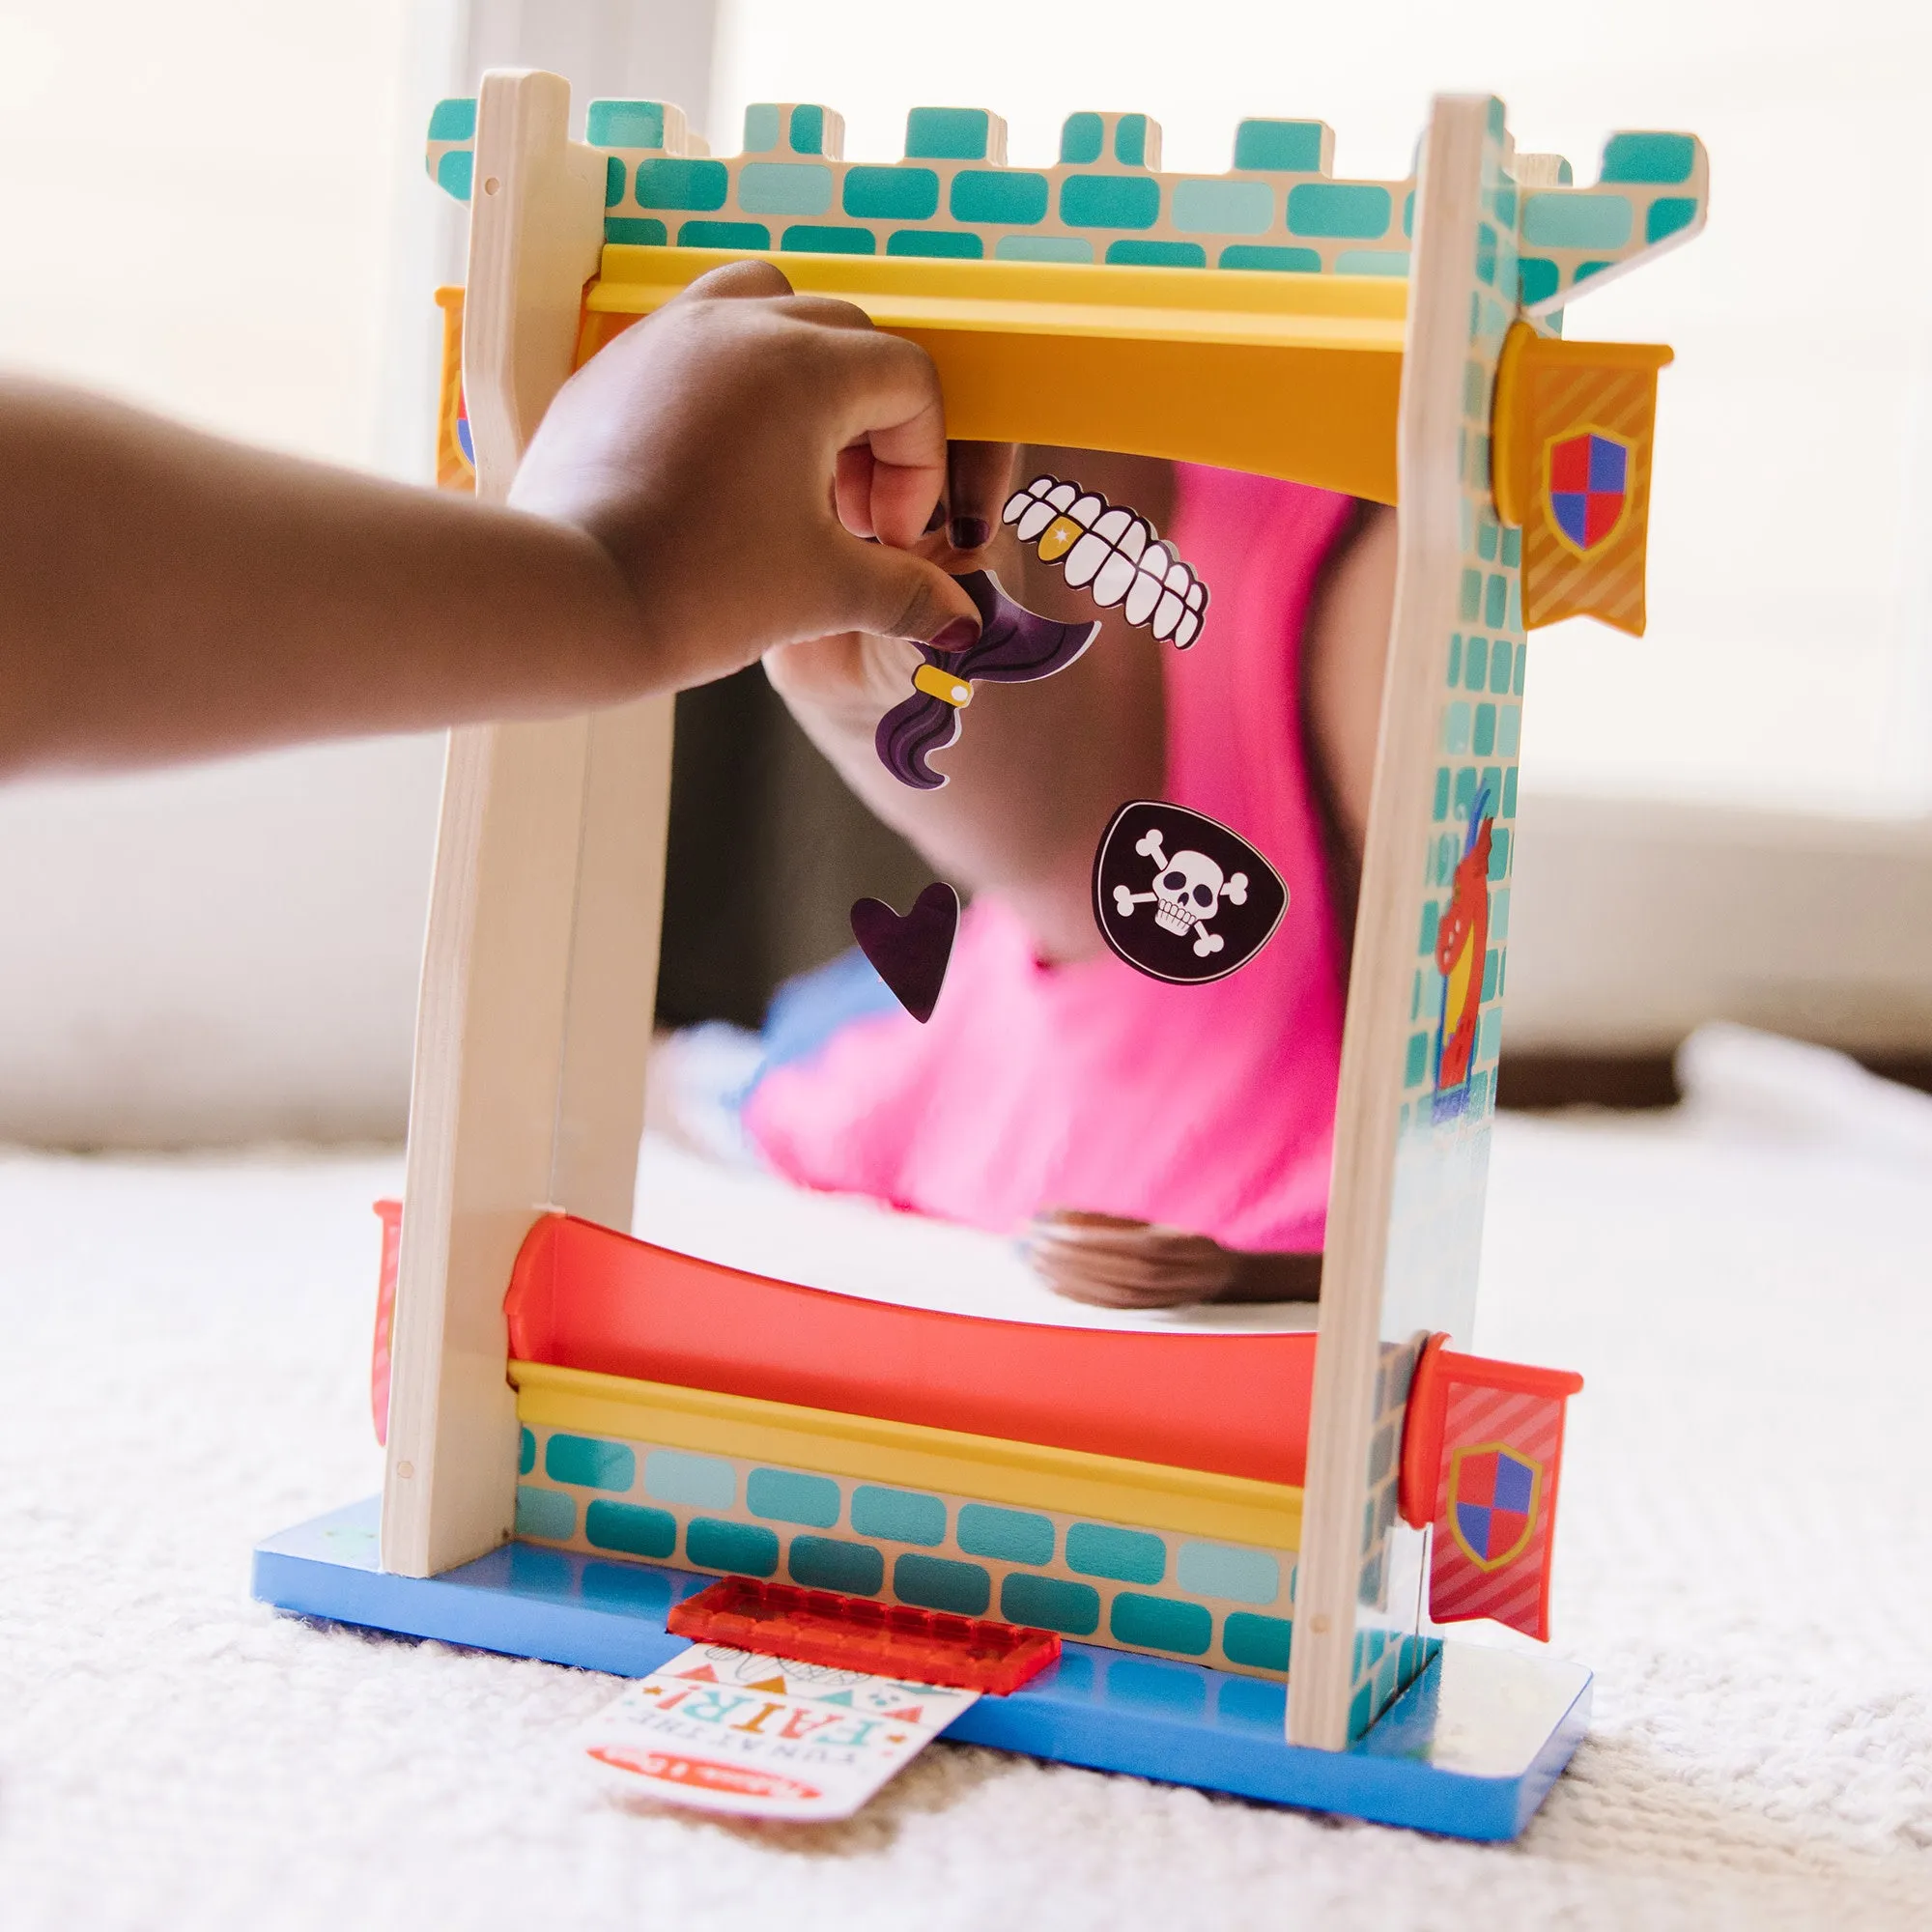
[255,1498,1591,1842]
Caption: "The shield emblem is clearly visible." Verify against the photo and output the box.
[1446,1441,1542,1572]
[1543,427,1630,557]
[455,382,475,469]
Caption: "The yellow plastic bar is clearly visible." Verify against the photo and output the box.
[582,247,1406,503]
[510,1357,1303,1551]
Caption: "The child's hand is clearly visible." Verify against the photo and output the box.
[761,438,1016,721]
[510,260,989,692]
[1026,1209,1322,1309]
[761,446,1169,968]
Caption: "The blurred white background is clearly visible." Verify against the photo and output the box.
[0,1,712,1140]
[714,0,1932,811]
[1,0,1927,1141]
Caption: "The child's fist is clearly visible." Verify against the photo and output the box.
[509,261,985,694]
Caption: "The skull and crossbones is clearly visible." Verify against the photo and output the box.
[1111,826,1247,957]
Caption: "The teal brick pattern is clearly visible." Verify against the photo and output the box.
[1351,1336,1422,1616]
[425,95,1703,308]
[513,1422,1299,1681]
[1514,130,1709,314]
[545,1433,635,1491]
[1347,97,1532,1747]
[421,98,1408,272]
[514,1483,575,1542]
[1391,115,1527,1158]
[1002,1572,1101,1634]
[958,1502,1055,1564]
[1348,1629,1444,1741]
[583,1498,676,1558]
[745,1467,839,1527]
[643,1447,735,1508]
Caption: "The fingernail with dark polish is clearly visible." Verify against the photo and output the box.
[949,516,991,551]
[923,500,948,535]
[928,615,980,652]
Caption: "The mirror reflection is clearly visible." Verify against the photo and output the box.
[639,445,1395,1326]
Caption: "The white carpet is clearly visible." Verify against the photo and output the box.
[5,1027,1932,1929]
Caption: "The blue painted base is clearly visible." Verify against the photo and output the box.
[254,1498,1589,1841]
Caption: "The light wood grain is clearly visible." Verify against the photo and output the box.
[381,70,671,1577]
[551,693,674,1231]
[1287,96,1492,1751]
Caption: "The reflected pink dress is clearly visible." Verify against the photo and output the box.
[745,466,1355,1251]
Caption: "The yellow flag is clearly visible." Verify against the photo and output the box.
[1492,326,1672,637]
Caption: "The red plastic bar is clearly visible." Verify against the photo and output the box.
[502,1213,1317,1485]
[667,1576,1062,1695]
[371,1199,403,1447]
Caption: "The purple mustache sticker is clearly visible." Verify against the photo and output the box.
[874,570,1100,790]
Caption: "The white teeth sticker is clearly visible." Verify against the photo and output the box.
[1000,473,1210,647]
[1122,570,1163,626]
[1091,551,1138,607]
[1063,531,1111,588]
[1014,499,1058,543]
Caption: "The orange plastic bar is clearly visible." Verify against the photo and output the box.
[502,1213,1317,1486]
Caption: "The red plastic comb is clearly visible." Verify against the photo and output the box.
[667,1577,1061,1696]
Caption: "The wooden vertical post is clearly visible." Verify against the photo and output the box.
[381,69,675,1578]
[1287,96,1500,1749]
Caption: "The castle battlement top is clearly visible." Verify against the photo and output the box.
[425,97,1707,319]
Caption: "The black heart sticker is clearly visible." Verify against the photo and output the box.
[849,882,960,1023]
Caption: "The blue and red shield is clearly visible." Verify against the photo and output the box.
[1545,429,1629,555]
[455,384,475,469]
[1447,1441,1541,1572]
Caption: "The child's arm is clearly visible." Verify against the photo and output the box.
[0,261,979,780]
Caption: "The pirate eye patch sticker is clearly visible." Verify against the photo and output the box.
[1092,801,1287,985]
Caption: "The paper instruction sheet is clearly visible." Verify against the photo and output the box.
[578,1641,980,1821]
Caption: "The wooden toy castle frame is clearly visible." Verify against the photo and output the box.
[255,70,1707,1840]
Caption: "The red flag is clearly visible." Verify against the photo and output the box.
[370,1198,403,1446]
[1399,1337,1583,1641]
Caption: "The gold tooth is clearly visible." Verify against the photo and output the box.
[1037,514,1084,562]
[1018,472,1205,644]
